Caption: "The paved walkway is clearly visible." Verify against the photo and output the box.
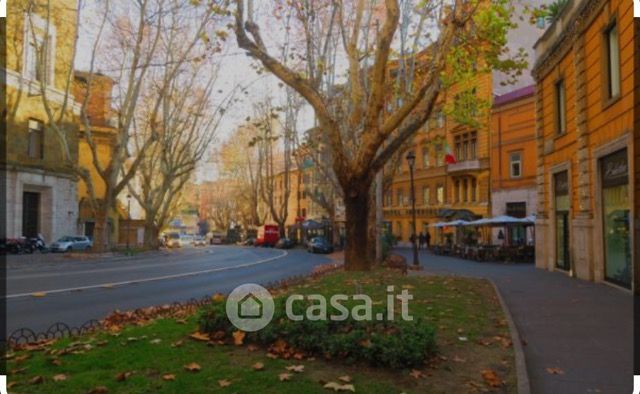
[396,249,633,394]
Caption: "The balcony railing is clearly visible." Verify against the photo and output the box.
[446,158,489,173]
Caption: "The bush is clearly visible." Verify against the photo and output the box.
[198,297,437,369]
[381,232,397,260]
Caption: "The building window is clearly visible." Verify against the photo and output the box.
[454,132,477,161]
[25,27,52,84]
[397,222,403,240]
[422,186,430,205]
[436,184,444,204]
[454,180,460,202]
[27,119,44,159]
[396,189,403,206]
[510,152,522,178]
[471,178,477,202]
[434,144,444,166]
[506,202,527,218]
[385,192,392,207]
[555,79,566,135]
[605,23,620,99]
[422,147,430,169]
[554,171,570,270]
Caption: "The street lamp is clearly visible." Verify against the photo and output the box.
[126,194,132,251]
[406,151,420,267]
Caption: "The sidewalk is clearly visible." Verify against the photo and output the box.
[396,249,633,394]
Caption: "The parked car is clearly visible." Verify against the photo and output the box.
[50,236,92,252]
[179,234,194,247]
[275,238,295,249]
[210,233,224,245]
[307,237,334,254]
[241,237,256,246]
[166,233,181,248]
[193,235,207,246]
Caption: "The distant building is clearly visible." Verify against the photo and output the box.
[3,1,81,242]
[490,85,537,244]
[532,0,635,290]
[72,71,120,242]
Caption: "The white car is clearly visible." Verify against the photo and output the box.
[50,236,93,252]
[179,234,193,247]
[193,235,207,246]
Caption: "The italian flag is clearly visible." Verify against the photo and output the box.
[444,141,457,164]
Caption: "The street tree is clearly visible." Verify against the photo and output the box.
[234,0,526,270]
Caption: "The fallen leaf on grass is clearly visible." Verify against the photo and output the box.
[15,354,30,363]
[285,364,304,373]
[50,358,62,366]
[233,330,246,346]
[252,362,265,371]
[409,369,425,379]
[29,376,44,385]
[218,379,232,387]
[171,340,184,348]
[247,344,258,352]
[115,371,133,381]
[546,367,565,375]
[278,372,292,381]
[481,369,502,387]
[184,362,201,372]
[452,355,467,363]
[338,375,352,383]
[7,381,18,389]
[266,352,279,359]
[149,339,162,344]
[88,386,109,394]
[162,374,175,381]
[189,332,210,342]
[52,374,67,382]
[324,382,356,392]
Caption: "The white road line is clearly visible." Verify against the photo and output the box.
[4,250,288,300]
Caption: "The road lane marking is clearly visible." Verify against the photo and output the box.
[4,250,288,299]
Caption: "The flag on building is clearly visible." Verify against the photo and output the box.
[444,141,456,164]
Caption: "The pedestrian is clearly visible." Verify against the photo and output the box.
[418,232,426,249]
[410,233,416,247]
[426,231,431,249]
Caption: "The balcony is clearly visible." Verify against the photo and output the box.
[446,158,489,174]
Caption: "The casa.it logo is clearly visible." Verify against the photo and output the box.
[635,0,640,17]
[0,375,6,394]
[0,0,6,18]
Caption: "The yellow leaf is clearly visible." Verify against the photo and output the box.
[162,374,175,381]
[189,332,210,342]
[252,362,265,371]
[278,372,292,381]
[285,364,304,373]
[184,362,201,372]
[324,382,356,392]
[218,379,232,387]
[52,374,67,382]
[232,330,246,346]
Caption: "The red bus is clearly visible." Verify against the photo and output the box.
[256,224,279,247]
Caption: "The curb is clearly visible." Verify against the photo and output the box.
[489,279,530,394]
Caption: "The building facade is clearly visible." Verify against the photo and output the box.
[532,0,636,291]
[490,85,537,243]
[2,1,81,243]
[72,72,119,241]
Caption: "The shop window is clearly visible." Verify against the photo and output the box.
[554,171,570,270]
[600,149,630,288]
[605,22,620,99]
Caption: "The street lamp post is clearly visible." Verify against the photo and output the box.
[406,151,420,267]
[126,194,131,251]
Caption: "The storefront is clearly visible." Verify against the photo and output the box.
[600,149,631,288]
[554,171,570,271]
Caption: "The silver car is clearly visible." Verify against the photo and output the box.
[50,236,93,252]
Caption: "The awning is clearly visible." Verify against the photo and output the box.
[463,215,534,227]
[431,220,469,228]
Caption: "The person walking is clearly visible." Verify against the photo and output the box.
[426,231,431,250]
[418,232,426,250]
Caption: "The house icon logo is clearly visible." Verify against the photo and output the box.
[226,283,274,331]
[238,293,263,319]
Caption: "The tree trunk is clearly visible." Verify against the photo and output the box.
[144,221,160,249]
[343,188,371,271]
[92,213,110,252]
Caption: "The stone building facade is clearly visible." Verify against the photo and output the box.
[2,1,81,243]
[532,0,636,291]
[490,85,537,243]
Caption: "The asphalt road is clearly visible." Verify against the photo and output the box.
[5,246,332,334]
